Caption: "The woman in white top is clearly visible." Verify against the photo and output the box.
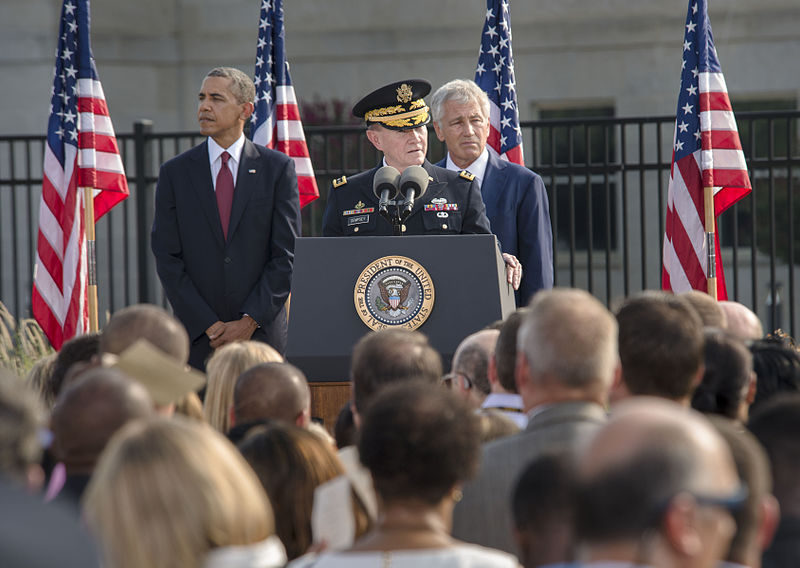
[290,381,520,568]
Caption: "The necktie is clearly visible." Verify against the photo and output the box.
[216,151,234,239]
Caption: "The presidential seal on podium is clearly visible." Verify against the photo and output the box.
[354,255,435,331]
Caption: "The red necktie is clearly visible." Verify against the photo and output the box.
[216,151,234,239]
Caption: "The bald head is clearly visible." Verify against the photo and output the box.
[50,368,154,474]
[100,304,190,364]
[452,329,499,397]
[680,290,728,329]
[720,301,763,343]
[581,399,739,495]
[233,362,311,427]
[577,399,740,566]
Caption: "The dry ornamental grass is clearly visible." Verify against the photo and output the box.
[0,302,53,375]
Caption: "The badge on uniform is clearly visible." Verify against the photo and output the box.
[348,215,370,226]
[343,202,376,216]
[424,201,459,212]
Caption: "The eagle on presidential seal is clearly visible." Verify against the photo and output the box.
[377,277,411,312]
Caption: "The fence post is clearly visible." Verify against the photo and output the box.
[134,119,155,304]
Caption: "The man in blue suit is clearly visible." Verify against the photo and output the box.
[151,67,300,370]
[432,79,553,305]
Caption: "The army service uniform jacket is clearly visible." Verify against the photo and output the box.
[322,161,492,236]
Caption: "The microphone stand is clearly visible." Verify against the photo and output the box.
[378,200,403,236]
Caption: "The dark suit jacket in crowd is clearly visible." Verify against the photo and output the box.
[436,152,553,305]
[151,138,300,369]
[763,516,800,568]
[322,161,492,236]
[451,401,607,555]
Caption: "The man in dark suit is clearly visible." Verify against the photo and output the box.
[431,79,553,305]
[451,288,617,555]
[322,79,522,289]
[151,67,300,370]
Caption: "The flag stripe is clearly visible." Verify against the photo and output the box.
[250,0,318,208]
[700,109,738,131]
[33,0,128,349]
[700,130,743,151]
[661,0,751,300]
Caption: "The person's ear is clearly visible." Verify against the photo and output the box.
[758,494,781,552]
[366,128,383,152]
[515,352,529,393]
[662,493,702,557]
[296,407,311,428]
[433,120,446,142]
[746,372,757,405]
[240,101,254,121]
[488,355,500,387]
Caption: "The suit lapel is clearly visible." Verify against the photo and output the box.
[188,142,225,247]
[482,152,507,218]
[227,139,259,241]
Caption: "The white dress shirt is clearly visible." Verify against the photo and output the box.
[208,134,245,190]
[444,147,490,190]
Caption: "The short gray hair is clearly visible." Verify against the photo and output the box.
[519,288,618,391]
[430,79,490,124]
[205,67,256,104]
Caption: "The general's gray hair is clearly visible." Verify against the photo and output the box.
[430,79,490,124]
[205,67,256,104]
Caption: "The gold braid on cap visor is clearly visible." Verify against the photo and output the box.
[364,100,430,129]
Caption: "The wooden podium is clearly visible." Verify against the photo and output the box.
[287,234,515,428]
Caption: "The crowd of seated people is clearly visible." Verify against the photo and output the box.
[2,290,800,568]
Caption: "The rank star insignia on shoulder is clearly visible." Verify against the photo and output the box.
[459,170,475,181]
[332,176,348,188]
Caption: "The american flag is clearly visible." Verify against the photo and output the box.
[474,0,524,166]
[250,0,319,208]
[662,0,751,298]
[32,0,128,349]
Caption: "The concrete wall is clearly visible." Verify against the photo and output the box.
[3,1,799,134]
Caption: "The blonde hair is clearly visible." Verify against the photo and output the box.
[204,341,283,432]
[84,417,274,568]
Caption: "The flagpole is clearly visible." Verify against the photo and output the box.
[704,185,717,300]
[83,186,99,331]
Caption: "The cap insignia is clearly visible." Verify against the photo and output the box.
[396,83,413,103]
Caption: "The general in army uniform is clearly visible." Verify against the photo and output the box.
[322,79,493,237]
[322,79,522,290]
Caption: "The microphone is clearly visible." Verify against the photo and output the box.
[372,166,401,217]
[398,165,429,220]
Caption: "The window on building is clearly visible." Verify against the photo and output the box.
[718,98,799,266]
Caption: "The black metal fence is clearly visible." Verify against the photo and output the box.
[2,110,799,337]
